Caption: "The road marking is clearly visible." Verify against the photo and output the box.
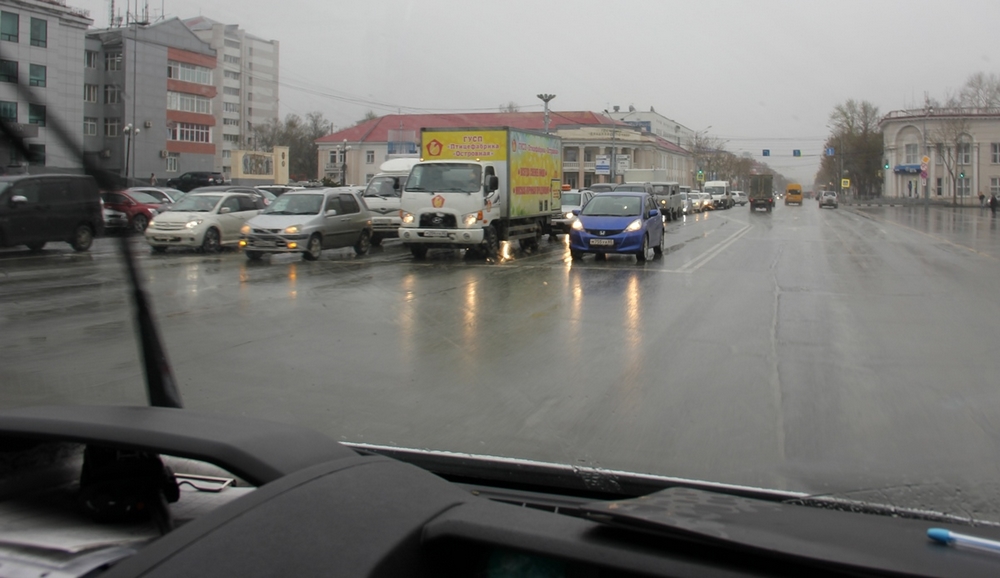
[846,208,1000,262]
[677,222,753,272]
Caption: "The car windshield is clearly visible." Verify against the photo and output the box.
[129,191,162,204]
[168,194,221,212]
[263,193,325,215]
[11,4,1000,555]
[581,194,642,217]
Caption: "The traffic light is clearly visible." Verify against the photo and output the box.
[883,160,890,170]
[960,171,965,179]
[697,169,703,177]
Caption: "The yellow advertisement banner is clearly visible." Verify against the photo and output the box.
[509,131,562,217]
[421,130,508,161]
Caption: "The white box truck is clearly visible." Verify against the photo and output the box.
[361,157,419,246]
[399,127,562,259]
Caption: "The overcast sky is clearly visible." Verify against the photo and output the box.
[75,0,1000,183]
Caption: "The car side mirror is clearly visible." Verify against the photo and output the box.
[572,209,580,216]
[220,206,232,214]
[9,195,27,206]
[487,175,499,193]
[649,209,659,219]
[326,209,338,216]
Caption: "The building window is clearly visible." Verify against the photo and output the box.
[85,50,98,68]
[222,150,231,159]
[223,118,239,126]
[564,148,578,162]
[83,116,97,136]
[339,151,346,163]
[365,150,374,164]
[83,84,98,102]
[936,177,943,196]
[958,142,972,165]
[223,54,240,65]
[28,64,45,87]
[0,59,16,82]
[0,101,15,121]
[167,60,211,84]
[224,70,240,80]
[365,173,374,183]
[328,151,336,164]
[223,86,239,96]
[904,144,919,165]
[1,12,17,42]
[104,85,121,104]
[992,143,1000,164]
[224,39,240,49]
[105,52,122,71]
[168,122,211,143]
[27,144,44,165]
[935,143,943,165]
[958,177,971,197]
[247,92,252,101]
[165,153,179,172]
[166,91,211,114]
[223,134,239,143]
[223,102,239,113]
[584,149,593,162]
[992,177,1000,196]
[104,117,120,137]
[29,17,45,47]
[27,103,44,126]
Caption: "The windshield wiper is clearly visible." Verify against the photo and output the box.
[404,187,426,191]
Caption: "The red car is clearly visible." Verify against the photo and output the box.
[101,188,173,233]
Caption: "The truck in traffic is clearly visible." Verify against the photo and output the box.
[362,157,419,246]
[748,174,774,212]
[704,180,733,209]
[399,127,562,259]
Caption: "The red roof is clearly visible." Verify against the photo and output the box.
[317,111,624,144]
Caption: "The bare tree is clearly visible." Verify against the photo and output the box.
[250,111,335,181]
[818,99,883,198]
[498,101,520,113]
[929,115,972,206]
[356,110,379,125]
[958,72,1000,111]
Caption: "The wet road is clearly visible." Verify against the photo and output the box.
[4,203,1000,521]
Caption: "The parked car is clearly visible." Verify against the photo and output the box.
[588,183,616,193]
[145,191,264,253]
[552,189,594,234]
[732,191,748,206]
[164,171,226,192]
[0,174,103,252]
[240,188,373,261]
[255,185,305,197]
[820,190,839,209]
[101,189,170,233]
[568,192,665,262]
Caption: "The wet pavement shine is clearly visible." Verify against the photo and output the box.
[4,203,1000,522]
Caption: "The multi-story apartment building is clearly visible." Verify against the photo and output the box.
[0,0,91,173]
[84,18,216,182]
[183,16,279,179]
[607,106,695,148]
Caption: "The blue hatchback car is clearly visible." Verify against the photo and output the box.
[568,192,665,261]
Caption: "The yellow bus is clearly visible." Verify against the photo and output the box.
[785,183,803,205]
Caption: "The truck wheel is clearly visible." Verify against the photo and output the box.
[482,225,499,259]
[409,244,428,260]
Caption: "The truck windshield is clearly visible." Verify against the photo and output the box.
[405,164,482,193]
[364,176,403,198]
[705,186,726,196]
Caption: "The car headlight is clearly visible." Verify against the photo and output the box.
[624,218,642,232]
[241,224,251,234]
[148,219,156,228]
[571,219,584,231]
[284,225,301,234]
[400,211,414,224]
[564,212,574,220]
[185,219,203,229]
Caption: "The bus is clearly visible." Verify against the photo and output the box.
[785,183,803,205]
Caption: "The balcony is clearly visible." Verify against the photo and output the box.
[563,161,579,172]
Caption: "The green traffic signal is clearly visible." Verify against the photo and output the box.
[883,160,890,170]
[960,171,965,179]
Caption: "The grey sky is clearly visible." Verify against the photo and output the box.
[75,0,1000,183]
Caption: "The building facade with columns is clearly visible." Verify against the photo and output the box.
[881,108,1000,203]
[315,112,693,189]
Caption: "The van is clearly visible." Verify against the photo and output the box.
[785,183,803,205]
[0,174,104,252]
[362,158,419,246]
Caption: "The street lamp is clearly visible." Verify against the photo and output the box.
[337,139,352,186]
[537,93,555,134]
[122,123,140,182]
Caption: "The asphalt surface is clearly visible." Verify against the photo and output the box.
[4,202,1000,522]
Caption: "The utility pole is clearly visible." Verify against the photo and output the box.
[537,93,555,134]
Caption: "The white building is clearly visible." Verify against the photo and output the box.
[607,106,695,147]
[183,16,279,179]
[881,108,1000,203]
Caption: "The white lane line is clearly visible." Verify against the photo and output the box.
[677,223,753,272]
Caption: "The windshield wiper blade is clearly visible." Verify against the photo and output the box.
[405,187,426,191]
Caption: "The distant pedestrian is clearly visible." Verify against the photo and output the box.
[990,194,997,216]
[979,191,985,207]
[150,173,157,186]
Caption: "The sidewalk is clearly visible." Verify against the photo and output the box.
[848,203,1000,261]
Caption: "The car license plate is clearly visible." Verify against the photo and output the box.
[372,218,391,224]
[255,240,276,247]
[422,230,449,238]
[590,238,614,246]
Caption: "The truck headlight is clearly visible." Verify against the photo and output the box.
[564,212,574,220]
[241,224,251,234]
[185,219,203,229]
[284,225,301,234]
[400,211,414,224]
[624,218,642,232]
[571,219,584,231]
[463,212,479,226]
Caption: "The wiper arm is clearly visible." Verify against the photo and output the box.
[405,187,426,191]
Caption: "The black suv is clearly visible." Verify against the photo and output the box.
[165,171,226,192]
[0,174,104,252]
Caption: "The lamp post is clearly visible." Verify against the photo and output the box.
[693,126,712,184]
[537,93,555,134]
[923,104,932,204]
[122,123,140,182]
[337,139,351,186]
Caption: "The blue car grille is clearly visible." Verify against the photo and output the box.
[586,229,624,236]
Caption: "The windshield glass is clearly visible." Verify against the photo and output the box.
[364,176,403,198]
[581,194,642,217]
[405,164,482,192]
[168,194,221,212]
[12,1,1000,537]
[615,185,644,192]
[263,193,324,215]
[129,191,163,204]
